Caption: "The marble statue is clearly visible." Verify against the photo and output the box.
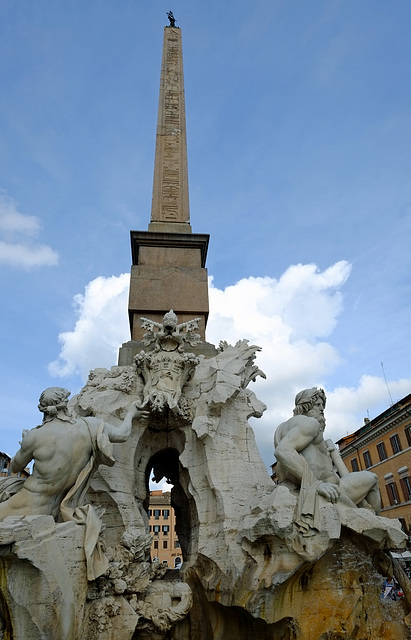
[274,387,381,534]
[0,387,146,521]
[0,386,147,580]
[0,354,410,638]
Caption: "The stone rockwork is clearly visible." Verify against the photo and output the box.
[0,317,410,639]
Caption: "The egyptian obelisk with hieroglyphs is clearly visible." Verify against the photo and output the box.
[121,22,209,361]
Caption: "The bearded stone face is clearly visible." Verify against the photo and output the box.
[305,396,326,430]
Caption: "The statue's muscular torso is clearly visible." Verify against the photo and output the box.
[275,415,339,485]
[299,438,339,484]
[24,418,97,493]
[1,417,99,517]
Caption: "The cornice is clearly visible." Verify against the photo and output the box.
[339,409,411,458]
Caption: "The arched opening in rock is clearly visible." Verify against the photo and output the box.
[144,448,199,564]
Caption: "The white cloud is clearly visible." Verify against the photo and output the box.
[207,263,411,468]
[207,262,350,402]
[47,261,411,471]
[0,192,39,236]
[48,273,130,378]
[0,241,58,268]
[208,261,351,341]
[0,191,58,268]
[326,376,411,442]
[149,477,174,492]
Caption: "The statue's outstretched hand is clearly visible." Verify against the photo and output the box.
[131,403,150,420]
[317,482,340,503]
[325,439,336,453]
[19,429,30,445]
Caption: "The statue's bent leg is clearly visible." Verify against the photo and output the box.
[340,471,381,514]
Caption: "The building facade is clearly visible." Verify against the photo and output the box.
[148,490,182,569]
[337,393,411,532]
[0,452,29,479]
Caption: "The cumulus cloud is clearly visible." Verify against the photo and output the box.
[0,241,59,268]
[207,262,411,467]
[326,376,411,441]
[48,261,411,470]
[207,262,351,465]
[207,262,350,403]
[0,191,58,268]
[48,273,130,378]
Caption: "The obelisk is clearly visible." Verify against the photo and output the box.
[149,24,191,231]
[121,18,210,362]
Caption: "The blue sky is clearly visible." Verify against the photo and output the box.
[1,1,410,471]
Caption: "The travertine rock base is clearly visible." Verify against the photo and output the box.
[0,339,410,639]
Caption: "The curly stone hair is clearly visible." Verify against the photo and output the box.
[38,387,71,417]
[293,387,326,416]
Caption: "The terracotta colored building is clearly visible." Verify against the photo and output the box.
[148,490,182,569]
[0,452,29,479]
[337,393,411,532]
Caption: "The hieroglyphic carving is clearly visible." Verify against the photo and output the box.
[162,165,180,221]
[151,26,190,224]
[161,34,182,221]
[151,27,190,224]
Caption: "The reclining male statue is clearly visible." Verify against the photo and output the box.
[0,387,147,578]
[274,388,381,535]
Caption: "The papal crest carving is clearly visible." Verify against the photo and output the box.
[134,311,200,420]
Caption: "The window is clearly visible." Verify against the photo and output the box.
[390,434,402,455]
[153,525,160,534]
[405,426,411,448]
[162,525,169,535]
[149,526,152,532]
[351,458,359,472]
[162,509,170,519]
[154,541,159,549]
[148,509,152,517]
[174,540,181,549]
[377,442,387,461]
[400,476,411,501]
[174,557,182,568]
[153,509,161,520]
[386,482,400,506]
[163,541,168,549]
[363,450,372,469]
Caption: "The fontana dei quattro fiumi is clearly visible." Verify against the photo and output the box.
[0,14,410,640]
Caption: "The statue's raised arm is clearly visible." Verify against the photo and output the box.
[0,387,147,521]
